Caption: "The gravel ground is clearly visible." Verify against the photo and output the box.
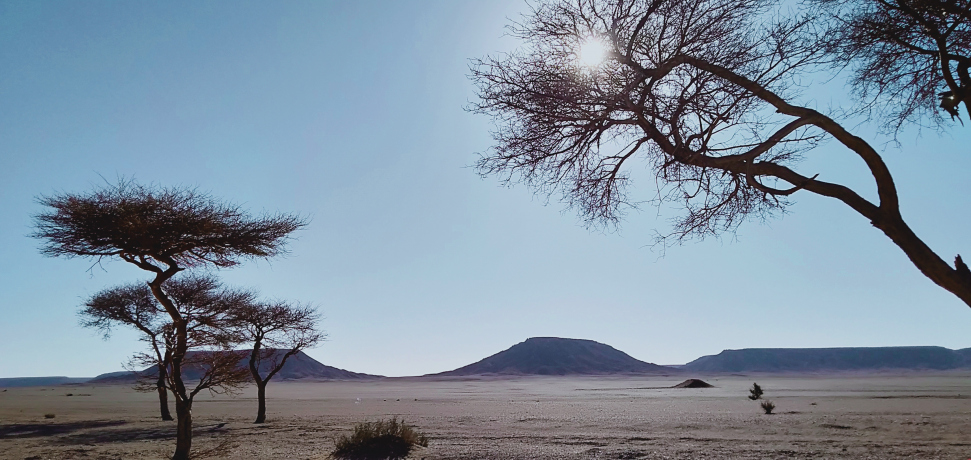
[2,373,970,459]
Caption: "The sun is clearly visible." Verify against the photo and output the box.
[576,36,610,68]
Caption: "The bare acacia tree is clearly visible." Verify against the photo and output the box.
[82,283,174,421]
[33,180,306,460]
[229,301,323,423]
[470,0,971,308]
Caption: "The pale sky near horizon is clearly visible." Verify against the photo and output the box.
[2,0,970,379]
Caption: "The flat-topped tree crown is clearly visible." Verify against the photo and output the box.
[33,180,306,271]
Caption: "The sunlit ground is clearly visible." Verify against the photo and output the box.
[2,373,970,459]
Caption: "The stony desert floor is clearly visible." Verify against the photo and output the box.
[1,373,970,459]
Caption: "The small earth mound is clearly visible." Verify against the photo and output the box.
[672,379,713,388]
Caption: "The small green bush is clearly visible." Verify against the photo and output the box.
[760,400,775,414]
[332,417,428,460]
[44,413,56,419]
[748,382,763,400]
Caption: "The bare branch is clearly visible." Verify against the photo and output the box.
[470,0,971,308]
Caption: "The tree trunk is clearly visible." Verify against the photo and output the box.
[157,364,173,421]
[248,337,266,423]
[876,215,971,308]
[148,267,193,459]
[254,382,267,424]
[172,397,192,460]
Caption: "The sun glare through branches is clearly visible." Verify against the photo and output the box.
[576,35,610,68]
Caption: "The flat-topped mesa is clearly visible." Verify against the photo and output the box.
[432,337,678,376]
[683,346,971,373]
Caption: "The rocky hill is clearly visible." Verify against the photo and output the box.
[682,346,971,372]
[90,350,381,383]
[432,337,678,376]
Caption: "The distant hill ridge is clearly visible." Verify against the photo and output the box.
[432,337,677,376]
[683,346,971,372]
[89,350,381,383]
[0,377,91,388]
[7,342,971,386]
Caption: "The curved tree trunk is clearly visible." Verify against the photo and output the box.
[156,364,173,421]
[876,215,971,307]
[172,397,192,460]
[255,382,267,424]
[148,274,193,460]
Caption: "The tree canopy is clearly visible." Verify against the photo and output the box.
[34,179,305,270]
[815,0,971,130]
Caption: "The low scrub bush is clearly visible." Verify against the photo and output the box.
[331,417,428,460]
[760,400,776,414]
[44,413,56,419]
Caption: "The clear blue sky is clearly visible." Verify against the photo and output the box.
[2,0,970,378]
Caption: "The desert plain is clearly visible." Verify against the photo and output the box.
[1,372,970,459]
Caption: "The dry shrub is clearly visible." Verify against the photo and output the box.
[332,417,428,460]
[760,400,776,414]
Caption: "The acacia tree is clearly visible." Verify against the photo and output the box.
[470,0,971,308]
[34,180,305,460]
[82,275,256,422]
[230,301,323,423]
[81,283,174,421]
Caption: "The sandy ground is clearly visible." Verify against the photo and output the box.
[1,373,970,459]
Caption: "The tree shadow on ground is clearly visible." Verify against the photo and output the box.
[0,420,127,438]
[53,422,230,445]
